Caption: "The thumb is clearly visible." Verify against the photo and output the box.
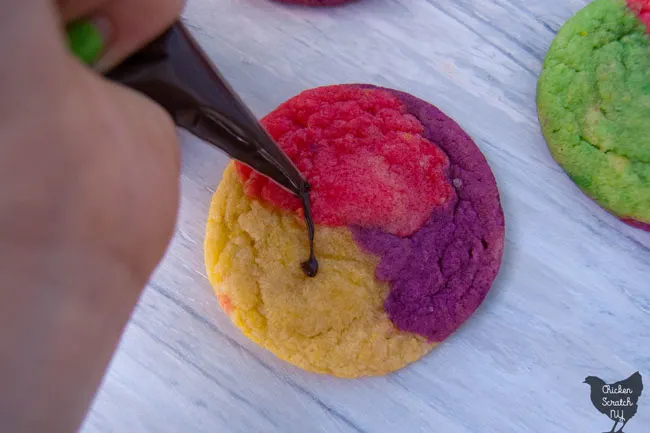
[101,76,181,266]
[62,65,181,275]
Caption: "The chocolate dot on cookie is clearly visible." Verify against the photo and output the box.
[205,85,505,377]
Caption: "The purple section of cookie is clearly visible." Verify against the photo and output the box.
[352,86,505,342]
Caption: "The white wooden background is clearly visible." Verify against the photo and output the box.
[81,1,650,432]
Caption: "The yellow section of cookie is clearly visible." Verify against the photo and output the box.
[205,163,434,378]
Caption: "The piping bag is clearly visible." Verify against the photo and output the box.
[67,21,319,277]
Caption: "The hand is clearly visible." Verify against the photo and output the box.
[0,1,183,432]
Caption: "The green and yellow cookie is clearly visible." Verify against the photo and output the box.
[537,0,650,230]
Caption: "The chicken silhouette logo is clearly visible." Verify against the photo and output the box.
[583,372,643,433]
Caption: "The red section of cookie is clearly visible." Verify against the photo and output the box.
[628,0,650,30]
[217,294,234,314]
[236,85,453,237]
[621,218,650,232]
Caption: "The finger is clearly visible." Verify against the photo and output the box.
[99,78,181,267]
[58,0,185,71]
[104,78,180,175]
[95,0,185,72]
[1,1,77,116]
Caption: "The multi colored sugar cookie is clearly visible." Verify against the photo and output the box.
[537,0,650,230]
[205,85,505,377]
[271,0,354,6]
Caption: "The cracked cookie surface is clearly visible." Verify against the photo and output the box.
[206,166,434,377]
[537,0,650,229]
[205,85,504,377]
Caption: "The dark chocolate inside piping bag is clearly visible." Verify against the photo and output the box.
[107,22,318,277]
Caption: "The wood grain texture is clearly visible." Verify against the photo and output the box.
[81,0,650,432]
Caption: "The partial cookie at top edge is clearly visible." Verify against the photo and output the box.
[537,0,650,230]
[270,0,356,6]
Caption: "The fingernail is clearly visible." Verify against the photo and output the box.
[66,18,110,66]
